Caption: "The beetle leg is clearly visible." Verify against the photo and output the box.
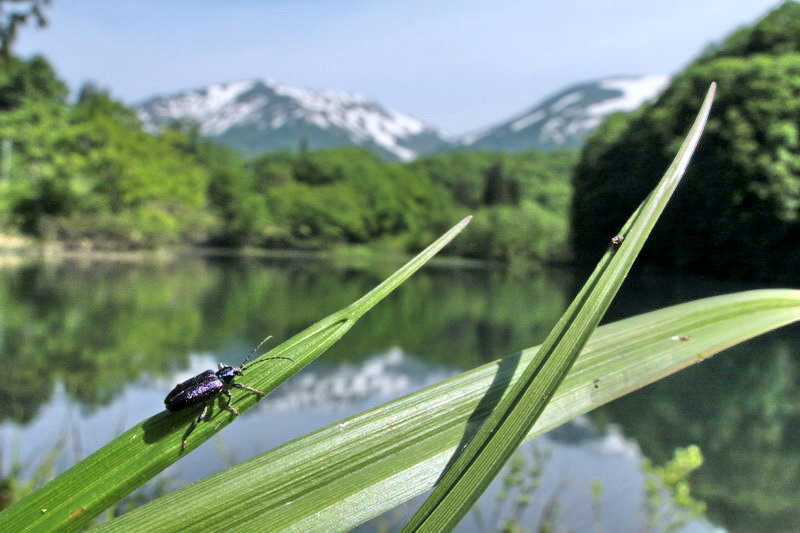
[181,403,209,452]
[232,383,266,397]
[221,390,239,416]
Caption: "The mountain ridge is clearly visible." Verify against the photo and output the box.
[460,75,670,151]
[137,78,450,161]
[136,75,670,159]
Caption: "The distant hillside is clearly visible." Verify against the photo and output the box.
[136,79,450,161]
[460,75,670,151]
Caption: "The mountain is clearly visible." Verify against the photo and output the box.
[460,75,671,151]
[136,79,451,161]
[136,75,670,160]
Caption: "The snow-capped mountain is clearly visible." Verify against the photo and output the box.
[137,75,670,159]
[460,75,671,151]
[136,79,450,161]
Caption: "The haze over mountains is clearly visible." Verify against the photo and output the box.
[136,75,670,160]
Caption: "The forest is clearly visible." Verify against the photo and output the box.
[572,2,800,279]
[0,51,576,264]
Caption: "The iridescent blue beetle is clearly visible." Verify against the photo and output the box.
[164,336,292,451]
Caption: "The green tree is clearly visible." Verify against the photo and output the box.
[0,98,69,230]
[1,75,216,246]
[572,1,800,279]
[0,53,65,110]
[0,54,67,229]
[411,151,501,208]
[482,158,519,206]
[261,147,456,249]
[0,0,51,59]
[696,1,800,61]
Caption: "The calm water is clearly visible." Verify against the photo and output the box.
[0,256,798,532]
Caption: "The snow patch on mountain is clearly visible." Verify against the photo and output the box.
[137,79,448,160]
[510,110,545,132]
[137,75,670,157]
[589,75,671,115]
[551,92,583,113]
[461,74,671,151]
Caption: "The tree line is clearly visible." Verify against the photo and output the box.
[0,52,577,263]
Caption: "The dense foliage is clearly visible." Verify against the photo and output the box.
[411,150,575,262]
[0,59,214,247]
[572,1,800,279]
[0,52,577,262]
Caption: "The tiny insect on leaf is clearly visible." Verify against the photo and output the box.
[163,337,293,451]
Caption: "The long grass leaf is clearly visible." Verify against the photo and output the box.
[0,217,471,533]
[94,288,800,532]
[401,83,716,531]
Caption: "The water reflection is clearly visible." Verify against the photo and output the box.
[0,259,571,424]
[259,350,453,412]
[598,334,800,532]
[0,258,798,532]
[597,271,800,532]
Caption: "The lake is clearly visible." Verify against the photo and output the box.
[0,256,798,532]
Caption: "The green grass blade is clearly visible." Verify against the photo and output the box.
[402,83,716,531]
[0,217,471,533]
[94,289,800,532]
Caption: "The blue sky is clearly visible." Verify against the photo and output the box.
[16,0,780,134]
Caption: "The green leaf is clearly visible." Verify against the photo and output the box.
[95,289,800,532]
[0,216,472,533]
[402,83,717,531]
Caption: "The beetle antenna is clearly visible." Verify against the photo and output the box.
[244,355,295,369]
[241,335,273,367]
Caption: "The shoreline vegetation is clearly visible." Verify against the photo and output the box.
[0,232,495,270]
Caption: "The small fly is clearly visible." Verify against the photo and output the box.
[164,336,293,451]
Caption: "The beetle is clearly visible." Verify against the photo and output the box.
[164,336,293,451]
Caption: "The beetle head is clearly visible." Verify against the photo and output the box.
[217,364,244,383]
